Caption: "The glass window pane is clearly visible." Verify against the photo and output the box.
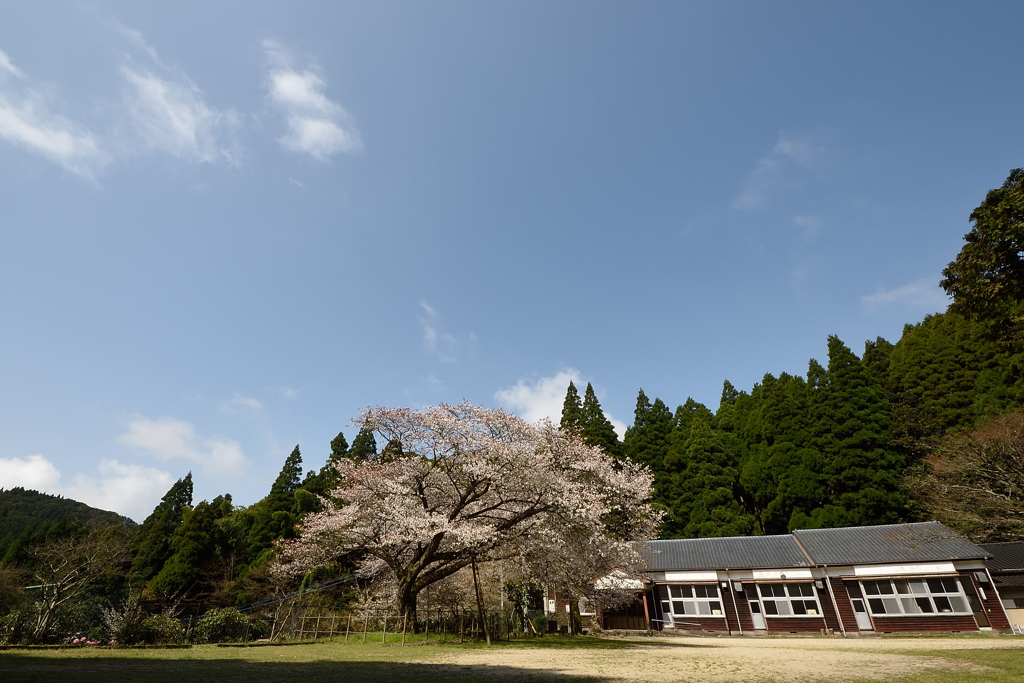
[671,601,685,614]
[927,578,944,594]
[934,596,953,613]
[942,578,959,594]
[882,598,901,614]
[947,597,966,613]
[681,585,694,598]
[707,585,719,598]
[792,600,807,615]
[805,602,818,616]
[670,586,682,599]
[683,602,696,615]
[908,580,928,595]
[694,585,708,598]
[658,586,670,600]
[864,581,881,596]
[877,582,895,595]
[764,600,778,615]
[916,597,934,613]
[901,597,921,614]
[847,583,864,598]
[776,601,792,616]
[894,580,911,594]
[661,601,671,615]
[710,602,722,615]
[868,598,886,614]
[697,602,711,616]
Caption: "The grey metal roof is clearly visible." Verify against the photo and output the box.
[792,522,987,566]
[978,542,1024,573]
[641,534,811,571]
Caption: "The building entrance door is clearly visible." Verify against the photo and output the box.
[749,600,766,630]
[851,598,873,631]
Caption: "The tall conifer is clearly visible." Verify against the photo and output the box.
[580,383,622,457]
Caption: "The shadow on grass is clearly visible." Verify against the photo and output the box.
[0,654,613,683]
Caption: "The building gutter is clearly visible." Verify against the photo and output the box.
[725,569,742,635]
[822,564,846,637]
[789,535,846,637]
[985,565,1013,630]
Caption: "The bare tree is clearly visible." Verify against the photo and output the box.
[906,410,1024,542]
[27,525,131,643]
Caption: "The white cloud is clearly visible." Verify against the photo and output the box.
[264,39,361,160]
[0,453,172,522]
[0,48,25,78]
[419,301,460,363]
[0,48,109,180]
[121,65,237,164]
[119,415,247,474]
[734,133,824,210]
[495,370,626,438]
[222,394,263,413]
[0,454,62,491]
[63,459,174,522]
[861,277,950,312]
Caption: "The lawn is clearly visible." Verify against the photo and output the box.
[1,633,1022,683]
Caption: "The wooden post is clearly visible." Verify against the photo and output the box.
[345,613,352,643]
[382,612,388,644]
[362,612,369,643]
[315,615,321,640]
[442,609,447,643]
[460,613,464,640]
[402,612,408,646]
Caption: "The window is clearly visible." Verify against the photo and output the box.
[657,584,723,618]
[861,578,969,616]
[757,583,821,616]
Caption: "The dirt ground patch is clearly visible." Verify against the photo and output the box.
[434,636,1018,682]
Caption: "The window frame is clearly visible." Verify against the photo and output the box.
[755,582,823,618]
[859,576,971,617]
[656,583,725,620]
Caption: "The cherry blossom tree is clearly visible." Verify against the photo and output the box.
[274,402,659,629]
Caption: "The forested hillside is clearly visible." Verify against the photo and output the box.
[0,488,131,564]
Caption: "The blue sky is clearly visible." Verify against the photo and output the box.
[1,1,1022,521]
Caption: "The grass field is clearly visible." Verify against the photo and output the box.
[1,633,1022,682]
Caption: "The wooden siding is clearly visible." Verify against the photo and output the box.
[832,579,861,632]
[816,579,843,633]
[731,585,755,632]
[963,572,1011,630]
[764,616,828,632]
[872,615,978,632]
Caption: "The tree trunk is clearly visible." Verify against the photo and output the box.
[471,556,491,645]
[396,580,420,633]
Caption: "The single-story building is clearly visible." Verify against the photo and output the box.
[979,541,1024,630]
[634,522,1011,635]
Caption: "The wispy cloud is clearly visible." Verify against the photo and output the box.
[264,39,361,160]
[0,453,172,522]
[221,394,263,413]
[121,65,238,164]
[0,47,109,180]
[495,369,626,437]
[734,133,825,210]
[861,277,950,312]
[419,301,461,363]
[119,415,248,474]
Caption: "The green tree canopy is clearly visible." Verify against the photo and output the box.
[941,168,1024,335]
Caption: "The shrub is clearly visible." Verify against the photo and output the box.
[192,608,268,643]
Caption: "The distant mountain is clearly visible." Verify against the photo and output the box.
[0,487,134,541]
